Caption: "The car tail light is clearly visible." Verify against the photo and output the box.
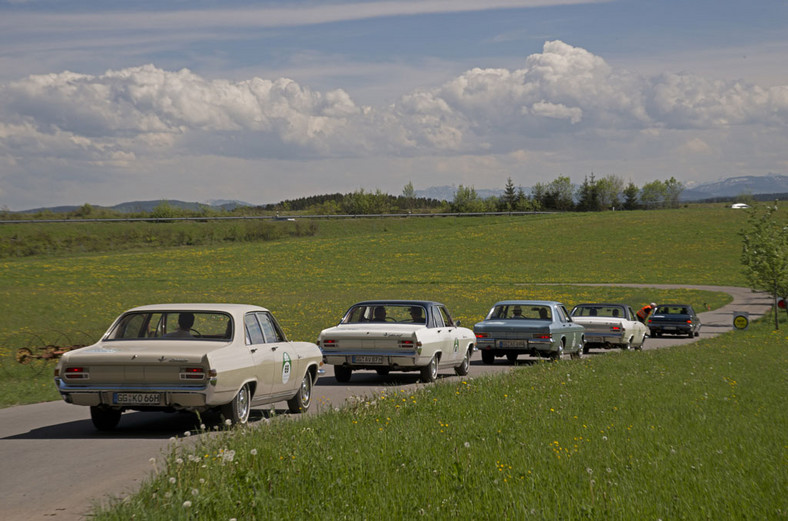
[64,367,89,380]
[610,326,621,332]
[399,339,415,348]
[686,320,693,324]
[180,367,206,380]
[534,334,551,340]
[322,339,337,348]
[475,333,488,339]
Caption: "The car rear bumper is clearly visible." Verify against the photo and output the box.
[476,338,556,353]
[56,379,213,409]
[322,350,428,369]
[649,325,692,334]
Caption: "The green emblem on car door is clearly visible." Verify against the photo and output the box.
[282,352,291,384]
[454,338,459,352]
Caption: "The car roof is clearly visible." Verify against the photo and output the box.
[126,303,269,313]
[492,300,562,306]
[349,300,445,307]
[573,303,628,307]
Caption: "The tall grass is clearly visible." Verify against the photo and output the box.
[91,316,787,520]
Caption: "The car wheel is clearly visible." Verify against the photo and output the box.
[481,350,495,365]
[570,340,583,360]
[687,331,694,338]
[506,353,518,364]
[334,365,352,383]
[635,336,644,350]
[455,348,471,376]
[287,372,313,413]
[420,355,438,383]
[582,343,590,354]
[90,406,122,431]
[221,384,251,425]
[375,368,390,376]
[622,338,633,351]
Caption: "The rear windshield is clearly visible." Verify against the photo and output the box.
[106,311,233,341]
[342,304,427,324]
[488,304,551,320]
[655,306,690,315]
[572,305,625,318]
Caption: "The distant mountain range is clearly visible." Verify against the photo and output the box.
[20,199,253,215]
[14,174,787,214]
[681,174,788,201]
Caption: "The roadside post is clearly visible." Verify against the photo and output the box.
[733,311,749,330]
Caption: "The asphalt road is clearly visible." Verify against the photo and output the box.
[0,285,773,520]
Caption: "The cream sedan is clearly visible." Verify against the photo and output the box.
[318,300,476,383]
[54,304,322,430]
[570,303,648,351]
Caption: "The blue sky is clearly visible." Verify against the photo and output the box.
[1,0,786,209]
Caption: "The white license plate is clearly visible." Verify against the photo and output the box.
[114,392,161,405]
[499,340,527,348]
[352,355,385,364]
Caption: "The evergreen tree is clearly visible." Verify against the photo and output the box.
[576,174,599,211]
[501,177,517,211]
[622,182,640,210]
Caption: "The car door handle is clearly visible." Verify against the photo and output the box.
[270,345,278,351]
[250,347,258,353]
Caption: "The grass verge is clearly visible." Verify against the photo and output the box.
[91,317,787,520]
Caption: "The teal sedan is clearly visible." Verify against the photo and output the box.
[474,300,585,363]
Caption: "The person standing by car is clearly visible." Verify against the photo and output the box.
[636,303,656,323]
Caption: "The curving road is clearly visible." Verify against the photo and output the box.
[0,286,773,520]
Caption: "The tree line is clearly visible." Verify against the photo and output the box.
[449,174,684,213]
[2,175,686,221]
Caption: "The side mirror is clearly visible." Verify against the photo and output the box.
[454,320,461,327]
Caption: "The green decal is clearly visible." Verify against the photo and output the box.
[282,352,292,384]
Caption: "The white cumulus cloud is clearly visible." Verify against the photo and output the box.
[1,40,787,209]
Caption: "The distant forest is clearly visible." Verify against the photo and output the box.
[2,174,773,222]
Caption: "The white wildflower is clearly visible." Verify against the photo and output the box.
[222,449,236,463]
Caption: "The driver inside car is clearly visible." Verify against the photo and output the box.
[166,312,195,337]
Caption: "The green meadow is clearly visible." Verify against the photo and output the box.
[1,205,786,519]
[0,207,744,406]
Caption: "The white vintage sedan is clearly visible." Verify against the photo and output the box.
[569,303,648,352]
[318,300,475,383]
[54,304,322,430]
